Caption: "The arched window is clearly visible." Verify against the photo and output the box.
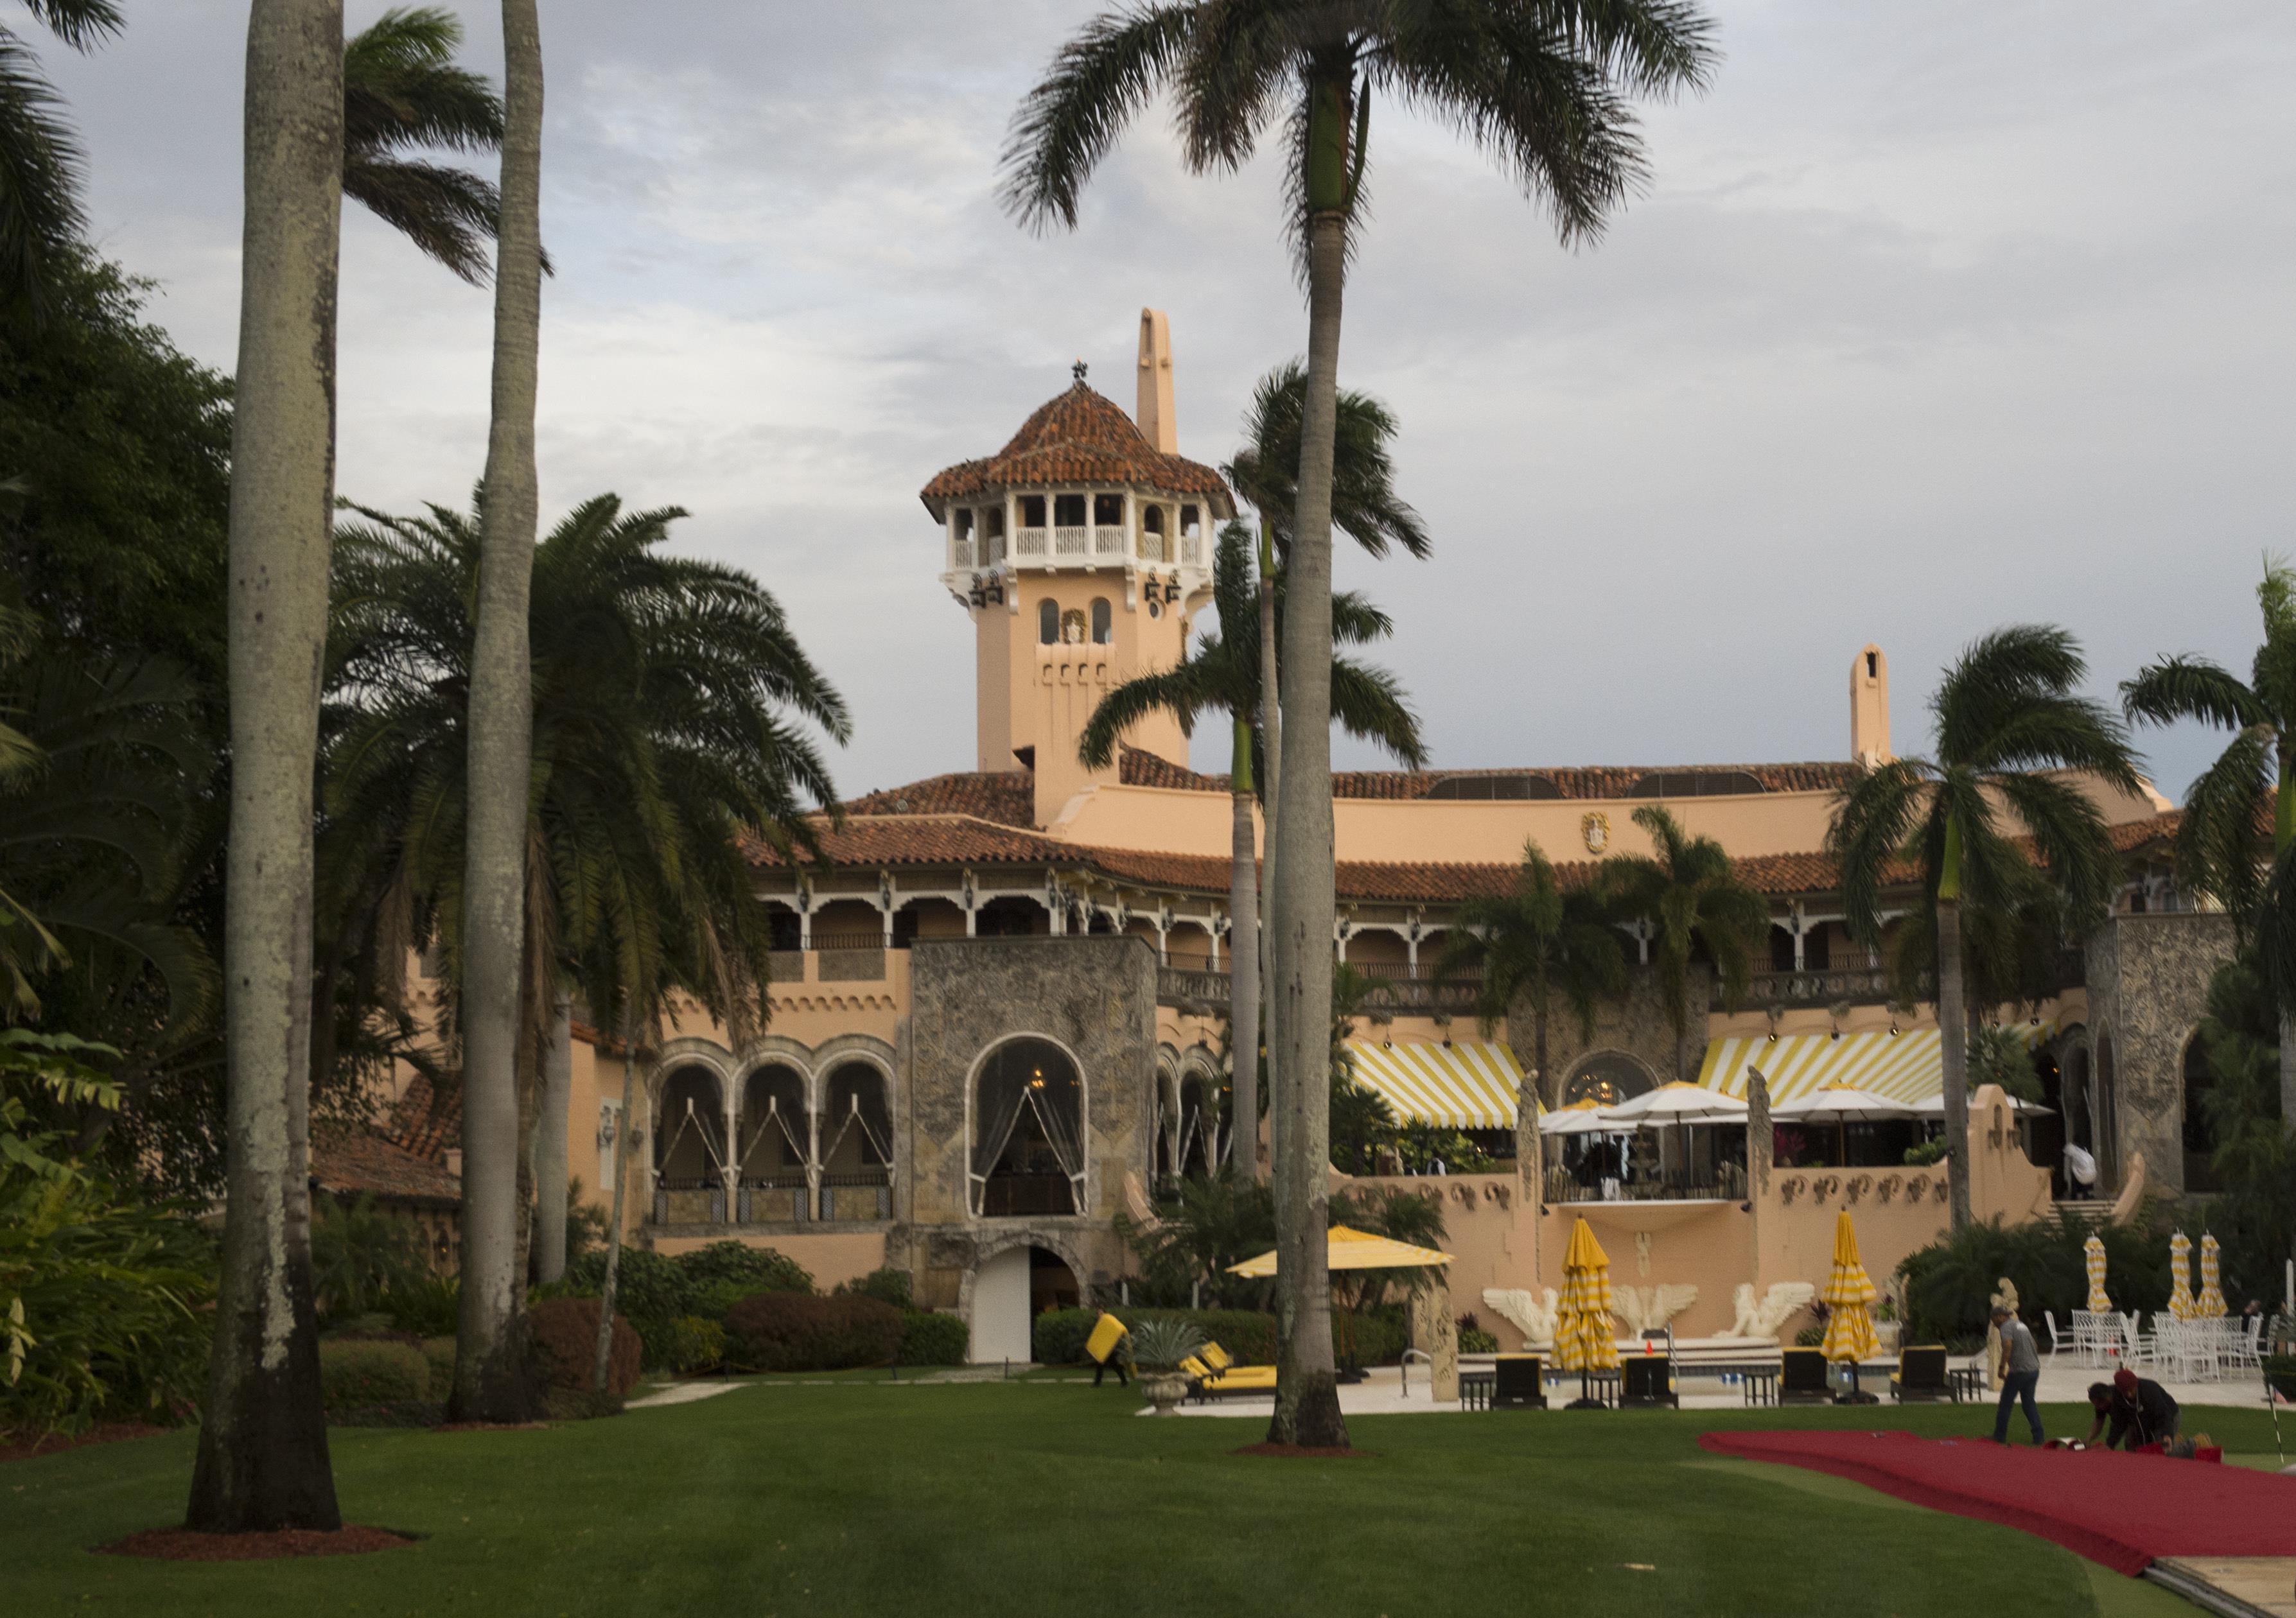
[1563,1051,1656,1108]
[1177,1067,1224,1178]
[2182,1032,2217,1193]
[654,1065,727,1223]
[972,1038,1085,1217]
[1091,598,1112,644]
[1038,598,1058,645]
[737,1063,809,1222]
[820,1061,894,1221]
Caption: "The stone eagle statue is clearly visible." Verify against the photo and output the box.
[1613,1284,1699,1339]
[1482,1287,1559,1348]
[1717,1282,1817,1341]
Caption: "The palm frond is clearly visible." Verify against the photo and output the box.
[2121,654,2267,734]
[999,4,1197,232]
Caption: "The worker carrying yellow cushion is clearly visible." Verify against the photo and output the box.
[1087,1312,1129,1387]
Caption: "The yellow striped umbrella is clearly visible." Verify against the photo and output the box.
[2083,1233,2111,1313]
[1554,1217,1618,1373]
[2168,1231,2197,1321]
[1820,1210,1880,1364]
[2197,1233,2228,1318]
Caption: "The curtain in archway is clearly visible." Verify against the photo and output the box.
[822,1062,893,1166]
[973,1040,1083,1206]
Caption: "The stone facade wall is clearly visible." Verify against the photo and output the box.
[1512,960,1712,1108]
[2082,912,2234,1196]
[897,935,1157,1308]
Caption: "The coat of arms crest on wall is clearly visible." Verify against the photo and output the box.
[1581,810,1610,855]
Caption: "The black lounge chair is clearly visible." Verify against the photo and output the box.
[1890,1344,1954,1403]
[1620,1353,1677,1409]
[1493,1353,1547,1409]
[1779,1346,1832,1405]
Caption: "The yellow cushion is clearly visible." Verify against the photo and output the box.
[1179,1356,1211,1379]
[1085,1313,1128,1364]
[1204,1366,1279,1391]
[1200,1343,1234,1371]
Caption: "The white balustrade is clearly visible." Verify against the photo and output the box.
[949,537,974,570]
[1053,524,1087,555]
[1094,525,1126,556]
[1014,526,1047,558]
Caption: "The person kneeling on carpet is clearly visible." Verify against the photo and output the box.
[2085,1368,2178,1451]
[1990,1305,2044,1445]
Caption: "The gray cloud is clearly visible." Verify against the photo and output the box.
[38,0,2296,805]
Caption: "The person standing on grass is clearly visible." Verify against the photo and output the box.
[1990,1306,2044,1445]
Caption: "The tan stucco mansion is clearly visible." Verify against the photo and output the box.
[359,311,2227,1363]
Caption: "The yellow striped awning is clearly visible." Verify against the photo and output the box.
[1697,1023,2053,1107]
[1344,1040,1523,1129]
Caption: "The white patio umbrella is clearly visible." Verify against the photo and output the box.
[1770,1084,1917,1168]
[1606,1081,1749,1126]
[1538,1099,1624,1136]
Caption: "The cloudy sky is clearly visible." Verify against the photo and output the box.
[46,2,2296,804]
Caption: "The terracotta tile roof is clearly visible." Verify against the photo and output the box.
[2110,810,2184,854]
[747,813,1072,871]
[384,1073,460,1163]
[1124,755,1864,800]
[311,1127,460,1207]
[841,770,1034,827]
[919,381,1235,516]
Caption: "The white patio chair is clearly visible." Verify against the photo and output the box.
[2236,1314,2265,1370]
[2071,1310,2114,1368]
[2043,1309,2065,1365]
[2120,1311,2148,1371]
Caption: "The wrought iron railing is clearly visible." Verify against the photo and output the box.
[653,1178,725,1225]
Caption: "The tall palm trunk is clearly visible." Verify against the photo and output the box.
[186,0,345,1533]
[1256,524,1282,1187]
[1936,895,1972,1232]
[593,1020,642,1393]
[1266,72,1351,1452]
[451,0,544,1423]
[1228,715,1259,1179]
[533,993,572,1282]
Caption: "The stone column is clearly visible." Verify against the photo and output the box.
[1412,1273,1460,1402]
[1746,1066,1772,1294]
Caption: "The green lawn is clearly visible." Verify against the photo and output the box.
[10,1386,2277,1617]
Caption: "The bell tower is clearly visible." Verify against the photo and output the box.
[919,313,1234,828]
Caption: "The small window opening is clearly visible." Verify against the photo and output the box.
[1055,494,1086,526]
[982,507,1005,538]
[1038,599,1058,645]
[1093,493,1124,526]
[1142,506,1165,534]
[1091,598,1111,644]
[954,509,973,539]
[1180,505,1200,537]
[1865,650,1878,679]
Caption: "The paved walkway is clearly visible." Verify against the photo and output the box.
[626,1381,751,1409]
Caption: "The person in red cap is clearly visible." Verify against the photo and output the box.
[2085,1366,2180,1449]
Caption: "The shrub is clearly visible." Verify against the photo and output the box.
[311,1193,423,1323]
[384,1273,460,1338]
[527,1296,642,1397]
[421,1336,456,1400]
[691,1276,793,1324]
[836,1267,913,1308]
[1897,1210,2171,1344]
[900,1309,968,1366]
[674,1240,812,1297]
[663,1315,727,1375]
[723,1292,901,1372]
[1338,1307,1410,1368]
[1456,1313,1499,1354]
[1793,1324,1825,1348]
[318,1339,428,1413]
[1903,1140,1947,1167]
[559,1246,696,1367]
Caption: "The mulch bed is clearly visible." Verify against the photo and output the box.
[1232,1442,1374,1459]
[0,1424,167,1465]
[95,1526,414,1561]
[432,1420,551,1433]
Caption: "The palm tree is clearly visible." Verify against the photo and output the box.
[1829,627,2141,1232]
[1002,1,1715,1449]
[0,0,119,327]
[1221,360,1429,1188]
[322,490,845,1302]
[1438,840,1627,1183]
[1079,523,1426,1181]
[453,0,545,1424]
[186,0,344,1536]
[2123,562,2296,1131]
[343,6,532,284]
[1599,805,1768,1087]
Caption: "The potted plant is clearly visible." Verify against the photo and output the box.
[1127,1318,1207,1417]
[1874,1295,1901,1356]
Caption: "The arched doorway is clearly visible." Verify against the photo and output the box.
[736,1062,809,1223]
[819,1060,894,1220]
[1563,1050,1657,1108]
[970,1244,1081,1364]
[972,1038,1085,1216]
[2182,1031,2217,1194]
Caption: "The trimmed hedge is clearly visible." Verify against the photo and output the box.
[676,1239,813,1297]
[318,1339,428,1413]
[1032,1306,1413,1368]
[421,1335,456,1400]
[724,1292,902,1372]
[663,1315,728,1374]
[528,1296,643,1397]
[900,1309,968,1367]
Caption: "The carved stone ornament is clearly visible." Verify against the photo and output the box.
[1846,1173,1873,1206]
[1581,810,1611,855]
[1812,1174,1841,1205]
[1876,1174,1902,1204]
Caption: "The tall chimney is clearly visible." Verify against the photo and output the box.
[1851,643,1891,767]
[1135,308,1175,453]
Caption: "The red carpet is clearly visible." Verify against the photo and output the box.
[1699,1429,2296,1576]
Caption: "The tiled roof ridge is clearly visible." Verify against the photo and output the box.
[919,380,1234,512]
[1123,751,1864,799]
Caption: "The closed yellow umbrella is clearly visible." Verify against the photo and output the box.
[1820,1211,1880,1402]
[2083,1232,2112,1313]
[2169,1231,2197,1321]
[1554,1217,1618,1407]
[2198,1233,2228,1318]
